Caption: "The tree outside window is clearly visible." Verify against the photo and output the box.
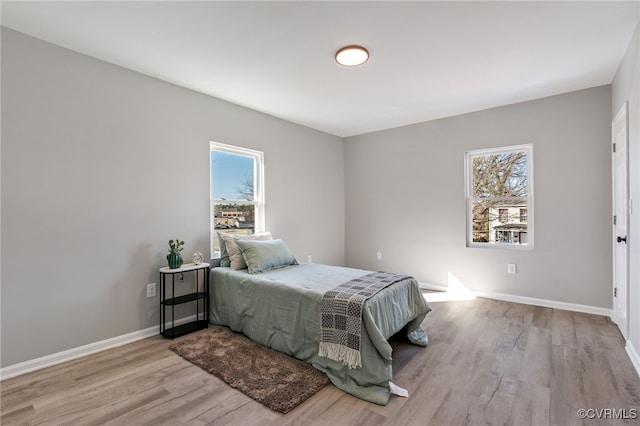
[465,145,533,249]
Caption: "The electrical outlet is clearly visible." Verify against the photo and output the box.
[507,264,517,274]
[307,255,313,263]
[377,252,383,261]
[147,283,156,297]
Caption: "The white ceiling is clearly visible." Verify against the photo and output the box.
[2,1,639,137]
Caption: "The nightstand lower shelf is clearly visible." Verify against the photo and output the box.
[161,320,209,338]
[163,292,207,305]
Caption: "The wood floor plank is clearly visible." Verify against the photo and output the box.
[353,408,387,426]
[551,309,578,347]
[272,386,344,426]
[2,296,638,426]
[506,381,551,426]
[519,326,552,388]
[531,306,553,330]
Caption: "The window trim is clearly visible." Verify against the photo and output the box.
[210,141,265,258]
[464,144,534,250]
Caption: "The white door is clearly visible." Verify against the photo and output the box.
[612,102,629,339]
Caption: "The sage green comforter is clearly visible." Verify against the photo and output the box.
[209,263,431,405]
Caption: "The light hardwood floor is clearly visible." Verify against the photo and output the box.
[2,297,639,425]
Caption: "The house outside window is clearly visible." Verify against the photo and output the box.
[210,142,264,258]
[465,144,533,249]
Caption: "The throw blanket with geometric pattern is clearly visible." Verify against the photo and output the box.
[318,271,411,369]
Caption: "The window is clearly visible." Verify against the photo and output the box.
[210,142,264,258]
[465,144,533,249]
[520,208,527,223]
[498,209,508,223]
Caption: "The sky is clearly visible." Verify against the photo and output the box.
[210,151,254,200]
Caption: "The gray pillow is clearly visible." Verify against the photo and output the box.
[220,232,273,270]
[235,239,298,274]
[217,232,272,268]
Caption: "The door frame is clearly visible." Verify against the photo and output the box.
[612,101,629,339]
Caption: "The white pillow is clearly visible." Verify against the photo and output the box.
[219,232,272,270]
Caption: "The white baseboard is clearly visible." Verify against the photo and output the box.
[626,341,640,377]
[419,282,449,292]
[0,326,157,381]
[419,281,612,317]
[473,290,612,317]
[0,314,202,381]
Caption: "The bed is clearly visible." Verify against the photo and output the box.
[209,261,431,405]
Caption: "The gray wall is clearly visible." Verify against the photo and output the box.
[1,29,345,367]
[345,86,612,308]
[612,25,640,355]
[0,26,621,369]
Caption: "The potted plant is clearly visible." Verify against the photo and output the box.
[167,238,185,269]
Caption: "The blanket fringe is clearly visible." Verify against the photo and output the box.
[318,342,362,369]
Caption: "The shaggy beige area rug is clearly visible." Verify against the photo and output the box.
[169,328,330,414]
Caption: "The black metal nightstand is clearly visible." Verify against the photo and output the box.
[159,262,210,339]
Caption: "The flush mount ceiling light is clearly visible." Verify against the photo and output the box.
[335,45,369,66]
